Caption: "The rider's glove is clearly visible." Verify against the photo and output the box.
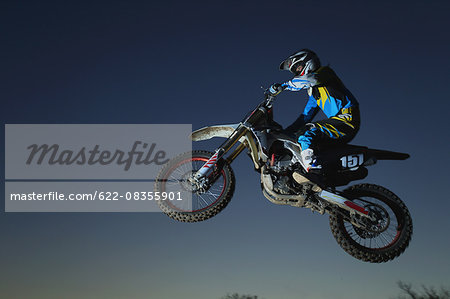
[267,83,284,96]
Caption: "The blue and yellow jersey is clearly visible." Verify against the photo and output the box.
[281,66,359,122]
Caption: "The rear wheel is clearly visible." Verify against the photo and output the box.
[155,150,235,222]
[329,184,413,263]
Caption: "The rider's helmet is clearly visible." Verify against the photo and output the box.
[279,49,321,76]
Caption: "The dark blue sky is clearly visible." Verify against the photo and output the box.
[1,1,450,298]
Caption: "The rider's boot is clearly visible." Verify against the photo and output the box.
[292,149,314,185]
[293,148,322,191]
[300,148,314,172]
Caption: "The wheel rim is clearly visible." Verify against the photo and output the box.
[342,195,402,251]
[160,157,226,213]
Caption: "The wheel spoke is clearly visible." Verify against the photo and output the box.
[156,153,230,213]
[341,195,402,249]
[197,193,209,207]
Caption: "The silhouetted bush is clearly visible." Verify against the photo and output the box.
[396,281,450,299]
[221,293,258,299]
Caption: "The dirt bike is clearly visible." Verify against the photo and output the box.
[155,93,413,263]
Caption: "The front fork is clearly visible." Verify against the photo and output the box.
[194,126,249,181]
[194,149,223,179]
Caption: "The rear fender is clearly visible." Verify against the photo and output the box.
[341,148,409,168]
[314,145,409,172]
[310,146,409,187]
[366,148,410,161]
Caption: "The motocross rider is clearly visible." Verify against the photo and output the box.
[268,49,360,172]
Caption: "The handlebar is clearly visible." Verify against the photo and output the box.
[241,87,283,124]
[263,83,287,107]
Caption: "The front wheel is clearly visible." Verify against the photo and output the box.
[329,183,413,263]
[155,150,235,222]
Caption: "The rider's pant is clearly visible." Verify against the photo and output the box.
[298,107,360,151]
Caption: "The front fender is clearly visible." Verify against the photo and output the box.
[191,124,262,169]
[190,124,245,142]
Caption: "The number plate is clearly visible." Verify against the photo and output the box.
[340,153,364,169]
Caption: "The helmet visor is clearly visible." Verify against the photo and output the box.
[290,61,305,75]
[279,59,291,71]
[280,58,304,75]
